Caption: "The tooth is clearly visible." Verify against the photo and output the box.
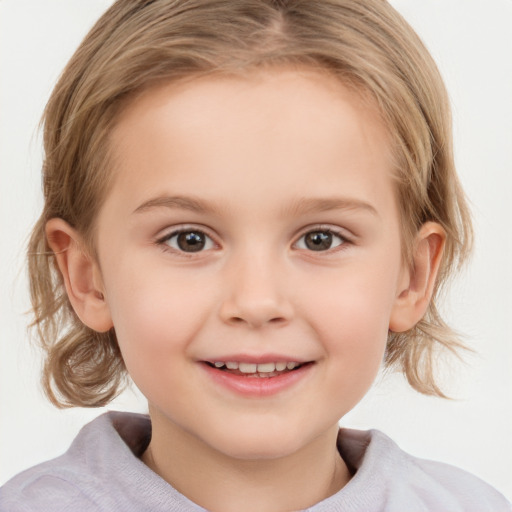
[239,363,257,373]
[275,362,287,371]
[214,362,224,368]
[226,362,238,369]
[256,362,276,373]
[286,362,297,370]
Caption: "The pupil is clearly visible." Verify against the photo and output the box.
[305,231,332,251]
[177,232,205,252]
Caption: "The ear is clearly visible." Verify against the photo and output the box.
[45,218,113,333]
[389,222,446,333]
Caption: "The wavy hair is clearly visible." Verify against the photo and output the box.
[28,0,472,407]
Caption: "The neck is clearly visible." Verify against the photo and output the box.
[141,408,351,512]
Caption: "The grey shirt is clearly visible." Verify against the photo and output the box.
[1,411,510,511]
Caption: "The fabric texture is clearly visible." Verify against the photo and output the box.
[1,411,510,512]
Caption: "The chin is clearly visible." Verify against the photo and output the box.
[218,436,302,461]
[203,420,321,462]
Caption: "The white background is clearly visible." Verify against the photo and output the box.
[1,0,511,501]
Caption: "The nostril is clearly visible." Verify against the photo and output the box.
[227,315,287,328]
[219,296,293,328]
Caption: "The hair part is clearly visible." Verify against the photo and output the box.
[28,0,473,407]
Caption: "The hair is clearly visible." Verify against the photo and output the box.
[28,0,473,407]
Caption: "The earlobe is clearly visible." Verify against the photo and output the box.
[45,218,113,333]
[389,222,446,333]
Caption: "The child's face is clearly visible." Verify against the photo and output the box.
[94,68,408,459]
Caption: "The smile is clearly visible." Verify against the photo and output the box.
[207,361,303,377]
[201,359,314,397]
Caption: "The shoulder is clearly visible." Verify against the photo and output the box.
[334,428,512,512]
[400,447,510,511]
[0,469,99,512]
[0,450,105,512]
[0,412,153,512]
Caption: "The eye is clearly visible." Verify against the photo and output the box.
[295,229,345,252]
[161,229,215,253]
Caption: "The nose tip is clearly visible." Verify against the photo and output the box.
[221,299,291,329]
[218,270,293,329]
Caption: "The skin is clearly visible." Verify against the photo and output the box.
[47,68,445,512]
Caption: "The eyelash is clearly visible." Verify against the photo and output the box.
[155,225,352,256]
[156,226,218,256]
[294,227,349,253]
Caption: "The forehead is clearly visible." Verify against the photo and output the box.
[106,68,396,217]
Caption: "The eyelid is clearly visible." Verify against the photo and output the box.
[155,224,220,253]
[298,224,354,240]
[153,223,353,254]
[292,225,353,251]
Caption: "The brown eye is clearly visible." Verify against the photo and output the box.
[164,230,214,253]
[296,230,344,252]
[177,232,205,252]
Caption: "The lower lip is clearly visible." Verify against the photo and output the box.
[201,363,313,398]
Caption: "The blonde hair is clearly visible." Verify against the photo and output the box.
[28,0,472,407]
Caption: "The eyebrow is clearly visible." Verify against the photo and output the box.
[284,197,379,218]
[133,194,379,217]
[133,195,218,215]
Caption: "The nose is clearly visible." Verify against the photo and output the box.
[218,251,293,329]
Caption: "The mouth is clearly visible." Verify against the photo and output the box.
[204,360,312,378]
[201,358,315,397]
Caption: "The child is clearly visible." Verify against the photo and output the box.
[1,0,510,510]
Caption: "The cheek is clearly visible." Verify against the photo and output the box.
[301,258,400,368]
[102,271,210,404]
[102,264,214,366]
[313,290,390,365]
[305,283,393,411]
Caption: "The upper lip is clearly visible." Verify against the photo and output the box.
[201,354,312,364]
